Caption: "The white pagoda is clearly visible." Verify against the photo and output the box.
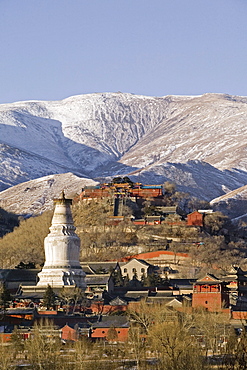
[36,191,86,290]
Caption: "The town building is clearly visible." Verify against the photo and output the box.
[0,269,39,294]
[81,183,164,204]
[192,274,229,311]
[236,267,247,298]
[90,316,129,342]
[120,258,156,280]
[187,211,204,227]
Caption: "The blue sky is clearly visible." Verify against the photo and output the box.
[0,0,246,103]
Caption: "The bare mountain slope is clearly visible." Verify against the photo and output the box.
[0,173,97,216]
[1,92,247,203]
[210,184,247,221]
[128,161,247,201]
[120,94,247,170]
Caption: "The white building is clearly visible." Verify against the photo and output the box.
[36,191,86,290]
[120,258,155,280]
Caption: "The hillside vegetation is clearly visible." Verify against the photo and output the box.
[0,211,52,268]
[0,182,247,274]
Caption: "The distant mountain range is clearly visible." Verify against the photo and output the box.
[1,92,247,218]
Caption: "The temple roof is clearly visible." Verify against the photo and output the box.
[195,273,222,284]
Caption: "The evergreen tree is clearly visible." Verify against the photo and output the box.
[148,272,163,287]
[141,272,149,287]
[123,176,133,186]
[0,282,11,311]
[132,270,138,281]
[42,285,56,310]
[112,268,124,287]
[130,270,142,288]
[123,273,130,287]
[112,177,123,184]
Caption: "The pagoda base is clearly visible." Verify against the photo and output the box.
[37,267,86,289]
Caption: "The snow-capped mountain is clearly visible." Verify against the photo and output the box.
[1,92,247,206]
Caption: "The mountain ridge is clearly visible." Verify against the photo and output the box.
[1,92,247,212]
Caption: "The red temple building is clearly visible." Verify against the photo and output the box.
[192,274,229,311]
[187,211,204,227]
[80,183,164,204]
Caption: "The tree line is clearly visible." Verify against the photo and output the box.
[2,302,247,369]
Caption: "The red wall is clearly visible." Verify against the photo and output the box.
[81,185,163,201]
[231,311,247,320]
[90,303,127,315]
[187,212,204,227]
[81,188,112,199]
[131,188,163,198]
[91,327,129,342]
[61,325,77,341]
[192,281,230,312]
[0,333,12,343]
[192,291,223,311]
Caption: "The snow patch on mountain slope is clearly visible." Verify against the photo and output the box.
[1,92,247,202]
[0,173,97,216]
[126,161,247,201]
[0,93,171,181]
[120,94,247,171]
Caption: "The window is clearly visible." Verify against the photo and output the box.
[124,268,127,273]
[141,268,145,273]
[205,301,208,304]
[102,331,105,333]
[132,268,136,273]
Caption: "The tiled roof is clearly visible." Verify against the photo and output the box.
[0,269,39,282]
[170,279,196,287]
[81,262,118,274]
[109,297,127,306]
[120,250,189,262]
[92,316,129,328]
[81,266,96,275]
[85,275,110,285]
[120,258,152,267]
[124,291,149,299]
[6,308,35,315]
[0,324,14,333]
[196,273,221,283]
